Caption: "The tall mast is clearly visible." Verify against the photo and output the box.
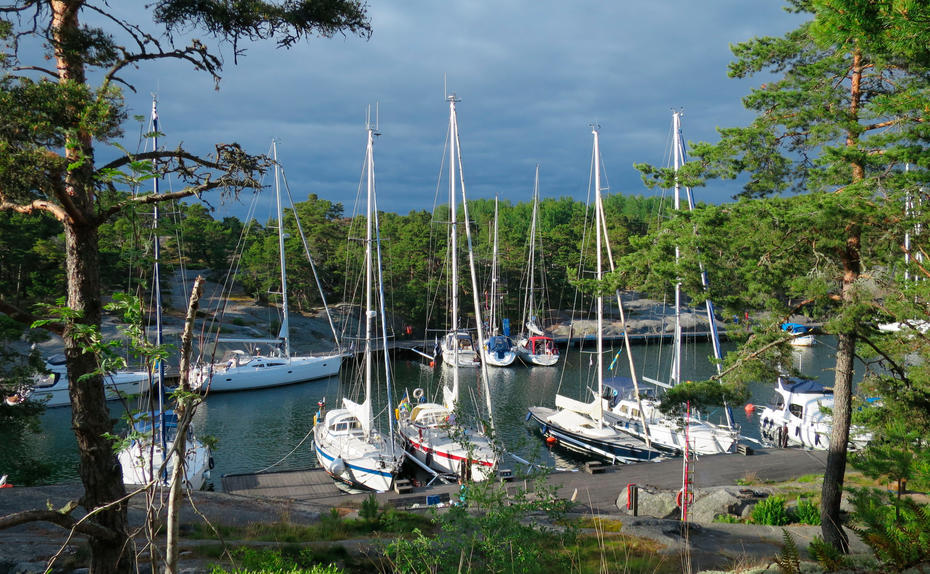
[674,111,733,428]
[362,116,375,433]
[151,96,168,466]
[524,168,539,331]
[489,196,499,336]
[456,104,496,429]
[448,94,460,407]
[593,126,604,428]
[672,113,683,386]
[272,141,291,358]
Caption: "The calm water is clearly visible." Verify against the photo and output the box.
[14,335,853,489]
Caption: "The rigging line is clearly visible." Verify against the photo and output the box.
[279,167,341,348]
[255,425,315,474]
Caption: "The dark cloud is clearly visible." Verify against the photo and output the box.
[112,2,803,219]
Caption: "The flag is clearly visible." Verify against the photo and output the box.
[398,391,411,413]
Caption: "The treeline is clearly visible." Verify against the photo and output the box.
[0,192,668,332]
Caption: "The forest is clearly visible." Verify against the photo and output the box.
[0,190,667,337]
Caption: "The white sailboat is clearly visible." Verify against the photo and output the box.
[18,354,150,408]
[119,98,212,490]
[515,166,559,367]
[604,112,739,456]
[482,197,517,367]
[527,126,662,464]
[397,94,499,481]
[191,141,343,392]
[313,114,404,492]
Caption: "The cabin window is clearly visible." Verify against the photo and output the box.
[631,409,640,417]
[619,405,628,415]
[788,404,804,418]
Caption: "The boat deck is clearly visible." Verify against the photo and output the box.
[222,447,829,514]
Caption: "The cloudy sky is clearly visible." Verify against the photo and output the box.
[110,2,805,219]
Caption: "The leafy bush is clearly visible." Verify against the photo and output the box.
[751,495,791,526]
[794,496,820,525]
[359,493,380,523]
[713,513,742,523]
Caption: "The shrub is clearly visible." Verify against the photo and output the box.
[793,496,820,525]
[848,487,930,570]
[751,495,791,526]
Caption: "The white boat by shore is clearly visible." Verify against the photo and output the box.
[191,141,342,393]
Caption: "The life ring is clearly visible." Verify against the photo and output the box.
[413,388,425,401]
[675,488,694,508]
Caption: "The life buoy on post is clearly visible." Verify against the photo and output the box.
[413,388,425,402]
[675,488,694,509]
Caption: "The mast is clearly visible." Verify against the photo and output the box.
[272,141,291,359]
[372,175,396,453]
[362,116,376,434]
[523,168,540,333]
[489,196,499,337]
[672,113,683,387]
[673,111,734,428]
[151,97,168,471]
[593,126,604,428]
[448,94,460,408]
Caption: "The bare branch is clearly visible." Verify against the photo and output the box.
[0,198,70,223]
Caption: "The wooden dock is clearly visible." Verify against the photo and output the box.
[222,448,829,515]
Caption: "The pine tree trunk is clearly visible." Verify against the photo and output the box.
[820,329,854,553]
[64,221,133,574]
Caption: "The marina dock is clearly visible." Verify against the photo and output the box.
[222,447,829,515]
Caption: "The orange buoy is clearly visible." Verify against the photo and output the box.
[545,436,557,446]
[744,403,756,416]
[429,361,435,368]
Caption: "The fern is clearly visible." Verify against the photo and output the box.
[773,529,800,574]
[808,535,850,572]
[848,486,930,570]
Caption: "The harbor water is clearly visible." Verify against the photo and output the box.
[13,335,853,489]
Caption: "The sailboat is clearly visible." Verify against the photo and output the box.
[397,94,499,481]
[190,141,343,392]
[313,114,404,492]
[603,112,739,456]
[514,166,559,367]
[482,197,517,367]
[18,354,150,408]
[119,98,212,490]
[527,126,661,464]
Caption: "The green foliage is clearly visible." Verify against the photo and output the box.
[210,547,345,574]
[848,487,930,570]
[713,514,742,524]
[657,379,750,417]
[773,529,800,574]
[794,496,820,526]
[751,495,792,526]
[807,535,852,572]
[359,493,380,523]
[382,477,573,574]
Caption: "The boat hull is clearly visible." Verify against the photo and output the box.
[28,369,152,408]
[119,435,212,490]
[604,398,739,455]
[193,354,342,392]
[527,406,662,464]
[397,402,497,481]
[313,427,403,493]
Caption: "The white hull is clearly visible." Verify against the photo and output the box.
[118,421,212,491]
[397,403,497,481]
[515,337,559,367]
[605,398,738,455]
[313,409,403,492]
[788,335,815,347]
[27,369,151,408]
[483,349,516,367]
[192,353,342,393]
[515,348,559,367]
[441,349,480,368]
[758,377,871,450]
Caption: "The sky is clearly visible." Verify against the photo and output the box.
[106,2,806,219]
